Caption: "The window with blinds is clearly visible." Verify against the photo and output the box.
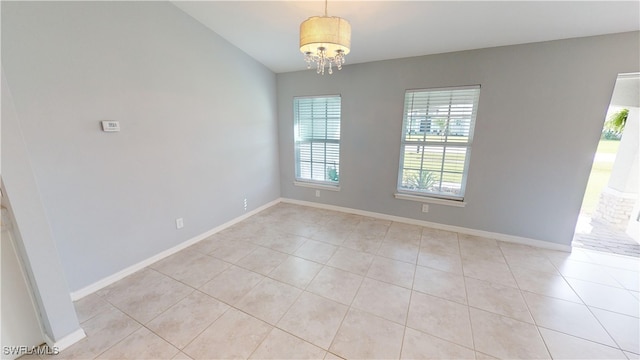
[294,95,341,185]
[398,85,480,200]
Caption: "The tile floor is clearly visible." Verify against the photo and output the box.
[43,203,640,359]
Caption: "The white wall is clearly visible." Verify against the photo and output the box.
[2,2,280,292]
[277,32,640,246]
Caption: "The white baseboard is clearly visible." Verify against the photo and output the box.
[44,328,86,352]
[69,199,281,301]
[281,198,572,252]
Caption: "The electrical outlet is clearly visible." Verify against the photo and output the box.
[243,198,248,211]
[315,190,320,197]
[176,218,184,229]
[421,204,429,213]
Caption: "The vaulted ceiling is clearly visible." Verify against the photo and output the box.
[172,1,640,73]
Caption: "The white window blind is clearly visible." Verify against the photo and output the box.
[294,95,341,185]
[398,85,480,200]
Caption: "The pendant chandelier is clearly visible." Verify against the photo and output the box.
[299,0,351,75]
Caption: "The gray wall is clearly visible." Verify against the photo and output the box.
[277,32,640,246]
[2,71,81,343]
[2,1,280,292]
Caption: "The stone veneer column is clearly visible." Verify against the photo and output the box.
[594,107,639,232]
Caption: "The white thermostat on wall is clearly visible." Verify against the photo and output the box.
[101,120,120,132]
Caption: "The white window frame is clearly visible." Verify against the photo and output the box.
[396,85,480,203]
[293,95,341,188]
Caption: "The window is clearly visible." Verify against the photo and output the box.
[294,95,341,186]
[397,85,480,201]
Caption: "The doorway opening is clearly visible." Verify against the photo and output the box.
[573,73,640,257]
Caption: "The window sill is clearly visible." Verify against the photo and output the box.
[394,193,466,207]
[294,181,340,192]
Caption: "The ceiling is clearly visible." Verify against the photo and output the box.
[172,1,640,74]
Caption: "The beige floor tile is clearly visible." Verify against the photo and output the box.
[555,259,621,287]
[236,246,288,275]
[465,277,533,323]
[309,227,349,246]
[354,218,390,237]
[590,307,640,353]
[341,232,384,254]
[183,308,272,359]
[385,222,422,244]
[97,327,179,359]
[323,352,344,360]
[57,307,140,359]
[462,258,517,288]
[503,252,559,274]
[322,212,361,228]
[186,234,230,255]
[366,256,416,289]
[208,240,258,263]
[413,265,467,304]
[294,240,338,264]
[151,249,230,288]
[523,292,616,346]
[199,265,264,305]
[377,240,420,264]
[352,277,411,324]
[326,247,374,275]
[407,291,473,348]
[458,233,498,248]
[417,250,463,274]
[401,327,475,360]
[497,241,540,256]
[469,307,550,359]
[306,266,363,305]
[510,265,582,303]
[269,255,323,289]
[475,351,499,359]
[220,220,268,241]
[96,268,193,324]
[56,206,640,360]
[278,291,348,349]
[273,218,320,238]
[74,293,113,323]
[146,291,229,349]
[584,251,640,272]
[236,277,302,325]
[498,242,557,273]
[539,327,627,359]
[171,352,193,360]
[498,241,558,273]
[542,248,594,265]
[330,308,404,359]
[420,229,460,256]
[606,267,640,291]
[459,235,506,264]
[566,278,639,317]
[241,225,282,244]
[421,227,458,245]
[255,232,308,254]
[249,328,326,359]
